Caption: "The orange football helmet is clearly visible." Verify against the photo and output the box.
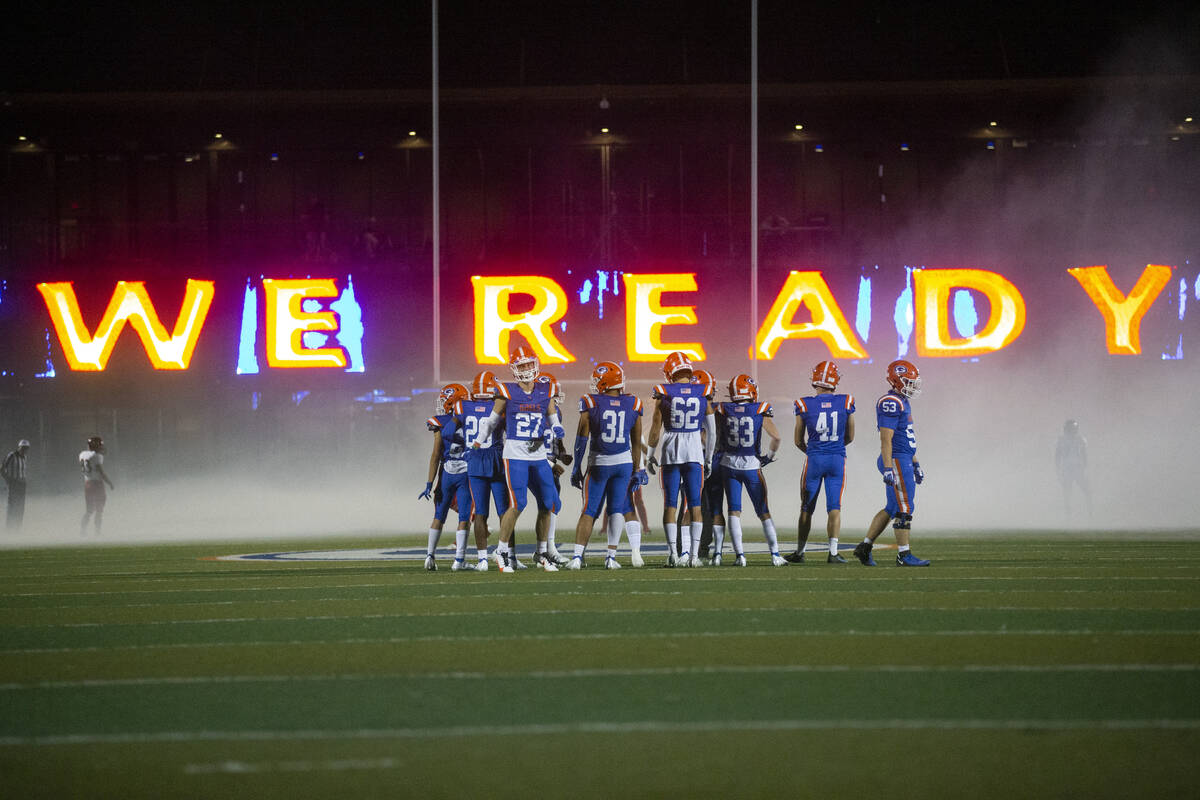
[661,351,694,381]
[509,345,540,382]
[470,370,498,400]
[886,359,922,398]
[437,382,470,414]
[537,372,564,405]
[590,361,625,393]
[692,369,716,399]
[728,373,758,402]
[811,360,841,390]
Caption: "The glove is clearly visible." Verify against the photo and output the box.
[551,424,566,440]
[882,468,896,486]
[914,463,925,484]
[570,469,584,490]
[631,468,649,487]
[418,481,433,500]
[758,452,776,467]
[703,464,711,480]
[646,454,659,475]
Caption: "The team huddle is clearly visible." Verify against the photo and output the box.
[420,346,931,572]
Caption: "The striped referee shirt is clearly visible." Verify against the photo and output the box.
[1,450,27,482]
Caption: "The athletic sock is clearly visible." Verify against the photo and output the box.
[427,528,441,556]
[625,520,643,554]
[862,537,872,545]
[712,525,725,556]
[828,537,839,556]
[573,543,586,558]
[729,517,744,555]
[665,522,678,553]
[607,513,625,549]
[690,521,704,555]
[762,518,779,553]
[547,514,559,552]
[899,545,911,553]
[454,528,468,558]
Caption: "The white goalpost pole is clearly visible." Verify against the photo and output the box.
[750,0,759,381]
[432,0,441,385]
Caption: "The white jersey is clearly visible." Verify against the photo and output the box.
[659,430,704,466]
[80,450,104,482]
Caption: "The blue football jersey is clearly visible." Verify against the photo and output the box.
[794,393,856,456]
[426,413,467,467]
[580,393,642,456]
[652,382,707,433]
[717,401,773,458]
[454,399,502,451]
[497,380,552,442]
[876,392,917,458]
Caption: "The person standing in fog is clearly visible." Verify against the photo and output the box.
[2,440,31,530]
[80,436,114,535]
[1055,419,1091,519]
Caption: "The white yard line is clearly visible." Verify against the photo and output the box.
[5,628,1198,655]
[2,663,1197,691]
[2,718,1198,749]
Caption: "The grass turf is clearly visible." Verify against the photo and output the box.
[0,535,1197,799]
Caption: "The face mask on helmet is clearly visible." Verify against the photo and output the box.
[510,347,540,382]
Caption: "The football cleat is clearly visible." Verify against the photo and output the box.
[423,555,437,571]
[604,556,622,570]
[546,548,570,567]
[665,551,678,568]
[783,551,806,564]
[495,551,514,573]
[690,555,703,567]
[897,551,931,567]
[567,556,582,570]
[711,553,722,566]
[853,541,876,566]
[450,558,466,571]
[770,553,788,567]
[474,558,489,572]
[535,553,559,571]
[677,552,691,568]
[827,553,848,564]
[630,551,644,568]
[733,554,747,567]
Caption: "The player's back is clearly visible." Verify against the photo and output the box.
[79,450,103,481]
[653,381,706,433]
[582,392,641,460]
[718,401,771,469]
[795,393,855,456]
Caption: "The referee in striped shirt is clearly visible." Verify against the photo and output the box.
[2,440,30,530]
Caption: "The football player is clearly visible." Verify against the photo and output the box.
[716,374,785,566]
[853,360,931,567]
[419,383,472,570]
[691,370,728,564]
[537,373,571,566]
[790,361,856,564]
[79,435,114,535]
[471,345,565,573]
[646,351,716,567]
[453,370,509,571]
[568,361,645,570]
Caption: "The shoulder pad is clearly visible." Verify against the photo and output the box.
[495,382,511,400]
[877,394,904,411]
[845,394,856,411]
[426,416,442,432]
[794,398,807,414]
[652,383,667,398]
[633,396,643,414]
[581,394,596,410]
[759,402,772,416]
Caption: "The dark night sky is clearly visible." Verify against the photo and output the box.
[2,1,1198,93]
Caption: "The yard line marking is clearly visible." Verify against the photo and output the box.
[3,718,1199,747]
[2,663,1197,691]
[5,606,1199,630]
[5,629,1198,655]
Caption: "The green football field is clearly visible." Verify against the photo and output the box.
[1,533,1198,799]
